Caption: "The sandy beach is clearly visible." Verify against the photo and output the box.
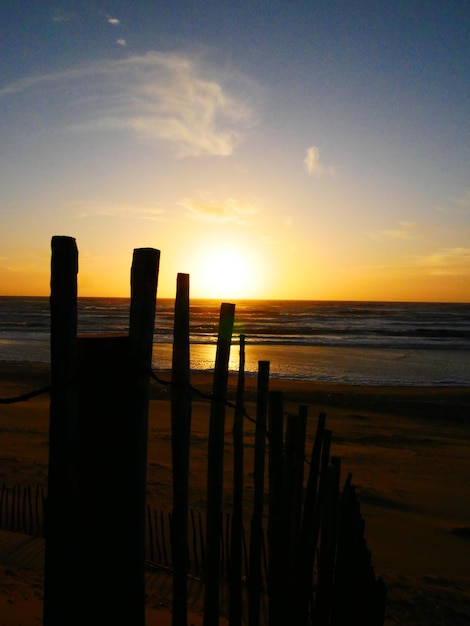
[0,361,469,624]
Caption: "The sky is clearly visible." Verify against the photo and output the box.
[0,1,469,301]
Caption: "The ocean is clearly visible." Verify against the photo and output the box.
[1,296,470,386]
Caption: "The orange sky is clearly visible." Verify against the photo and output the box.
[1,4,469,302]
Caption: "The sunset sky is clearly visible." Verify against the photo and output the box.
[1,2,469,301]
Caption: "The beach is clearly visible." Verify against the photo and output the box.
[0,361,469,624]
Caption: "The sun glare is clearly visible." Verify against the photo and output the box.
[194,246,258,299]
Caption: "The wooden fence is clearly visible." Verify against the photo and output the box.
[0,235,387,626]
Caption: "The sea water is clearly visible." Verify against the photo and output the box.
[1,296,470,386]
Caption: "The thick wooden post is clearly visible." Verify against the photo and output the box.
[229,334,246,626]
[171,273,192,626]
[44,235,78,626]
[128,247,160,625]
[203,303,235,626]
[248,360,270,626]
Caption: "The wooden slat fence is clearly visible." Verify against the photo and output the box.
[0,236,387,626]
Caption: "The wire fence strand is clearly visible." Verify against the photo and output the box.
[0,385,51,405]
[0,370,311,463]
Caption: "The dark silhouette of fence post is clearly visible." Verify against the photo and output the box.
[126,246,160,625]
[284,405,308,581]
[203,302,235,626]
[295,412,326,624]
[267,390,284,626]
[44,235,78,626]
[248,360,270,626]
[171,272,192,626]
[311,432,335,626]
[229,334,246,626]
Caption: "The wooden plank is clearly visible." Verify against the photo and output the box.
[75,334,131,626]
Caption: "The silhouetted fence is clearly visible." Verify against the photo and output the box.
[0,483,46,537]
[0,235,387,626]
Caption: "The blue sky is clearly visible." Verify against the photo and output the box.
[1,1,469,300]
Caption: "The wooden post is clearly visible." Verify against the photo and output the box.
[296,412,326,624]
[127,247,160,624]
[0,483,5,529]
[171,273,192,626]
[44,235,78,626]
[248,360,270,626]
[311,430,333,625]
[285,405,308,567]
[315,456,341,625]
[229,334,245,626]
[267,391,284,626]
[203,302,235,626]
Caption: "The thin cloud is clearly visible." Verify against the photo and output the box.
[371,221,424,241]
[304,146,322,175]
[304,146,334,177]
[70,201,165,221]
[107,16,120,25]
[414,247,470,276]
[437,190,470,213]
[179,197,258,223]
[341,247,470,279]
[0,52,256,157]
[116,39,127,47]
[52,11,75,23]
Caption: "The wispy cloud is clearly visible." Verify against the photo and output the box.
[341,246,470,280]
[414,247,470,276]
[0,52,256,157]
[107,16,120,25]
[116,39,127,47]
[179,197,258,223]
[52,10,75,23]
[69,201,165,221]
[304,146,334,177]
[371,221,424,241]
[437,190,470,213]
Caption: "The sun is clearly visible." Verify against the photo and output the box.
[194,246,258,299]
